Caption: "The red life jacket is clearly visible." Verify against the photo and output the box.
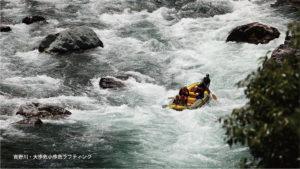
[180,95,187,105]
[173,95,180,105]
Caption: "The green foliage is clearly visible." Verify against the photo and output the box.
[219,23,300,168]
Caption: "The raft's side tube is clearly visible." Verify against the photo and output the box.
[187,82,200,98]
[188,91,209,109]
[187,82,200,91]
[187,97,196,104]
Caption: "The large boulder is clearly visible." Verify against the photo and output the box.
[99,77,126,89]
[271,36,300,63]
[16,102,71,118]
[226,22,280,44]
[12,117,43,127]
[38,26,104,54]
[0,26,12,32]
[22,15,47,25]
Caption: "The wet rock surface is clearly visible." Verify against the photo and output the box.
[0,26,12,32]
[16,102,72,118]
[22,15,47,24]
[271,36,300,63]
[226,22,280,44]
[99,77,126,89]
[38,26,104,54]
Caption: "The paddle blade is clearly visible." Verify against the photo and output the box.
[162,105,168,108]
[212,94,218,100]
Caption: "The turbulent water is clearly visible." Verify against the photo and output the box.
[0,0,294,168]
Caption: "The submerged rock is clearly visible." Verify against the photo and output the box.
[12,117,43,126]
[177,0,232,18]
[99,77,126,89]
[0,18,13,25]
[115,75,130,81]
[271,36,300,63]
[226,22,280,44]
[38,26,104,54]
[16,102,71,118]
[0,26,12,32]
[22,15,47,25]
[271,0,300,12]
[272,0,300,6]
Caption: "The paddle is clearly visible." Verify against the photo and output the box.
[210,92,218,100]
[162,105,168,108]
[163,97,175,108]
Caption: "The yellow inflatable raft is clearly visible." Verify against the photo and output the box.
[168,82,210,111]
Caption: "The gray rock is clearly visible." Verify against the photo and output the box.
[271,36,300,63]
[12,117,43,127]
[271,45,292,63]
[16,102,71,118]
[226,22,280,44]
[99,77,126,89]
[38,26,104,54]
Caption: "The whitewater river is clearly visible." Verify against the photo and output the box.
[0,0,294,168]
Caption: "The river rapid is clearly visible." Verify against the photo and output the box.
[0,0,294,168]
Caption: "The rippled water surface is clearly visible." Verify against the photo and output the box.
[0,0,293,168]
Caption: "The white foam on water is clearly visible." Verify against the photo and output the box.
[0,113,30,140]
[125,71,156,83]
[2,75,62,95]
[14,50,51,64]
[99,9,148,29]
[36,95,101,110]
